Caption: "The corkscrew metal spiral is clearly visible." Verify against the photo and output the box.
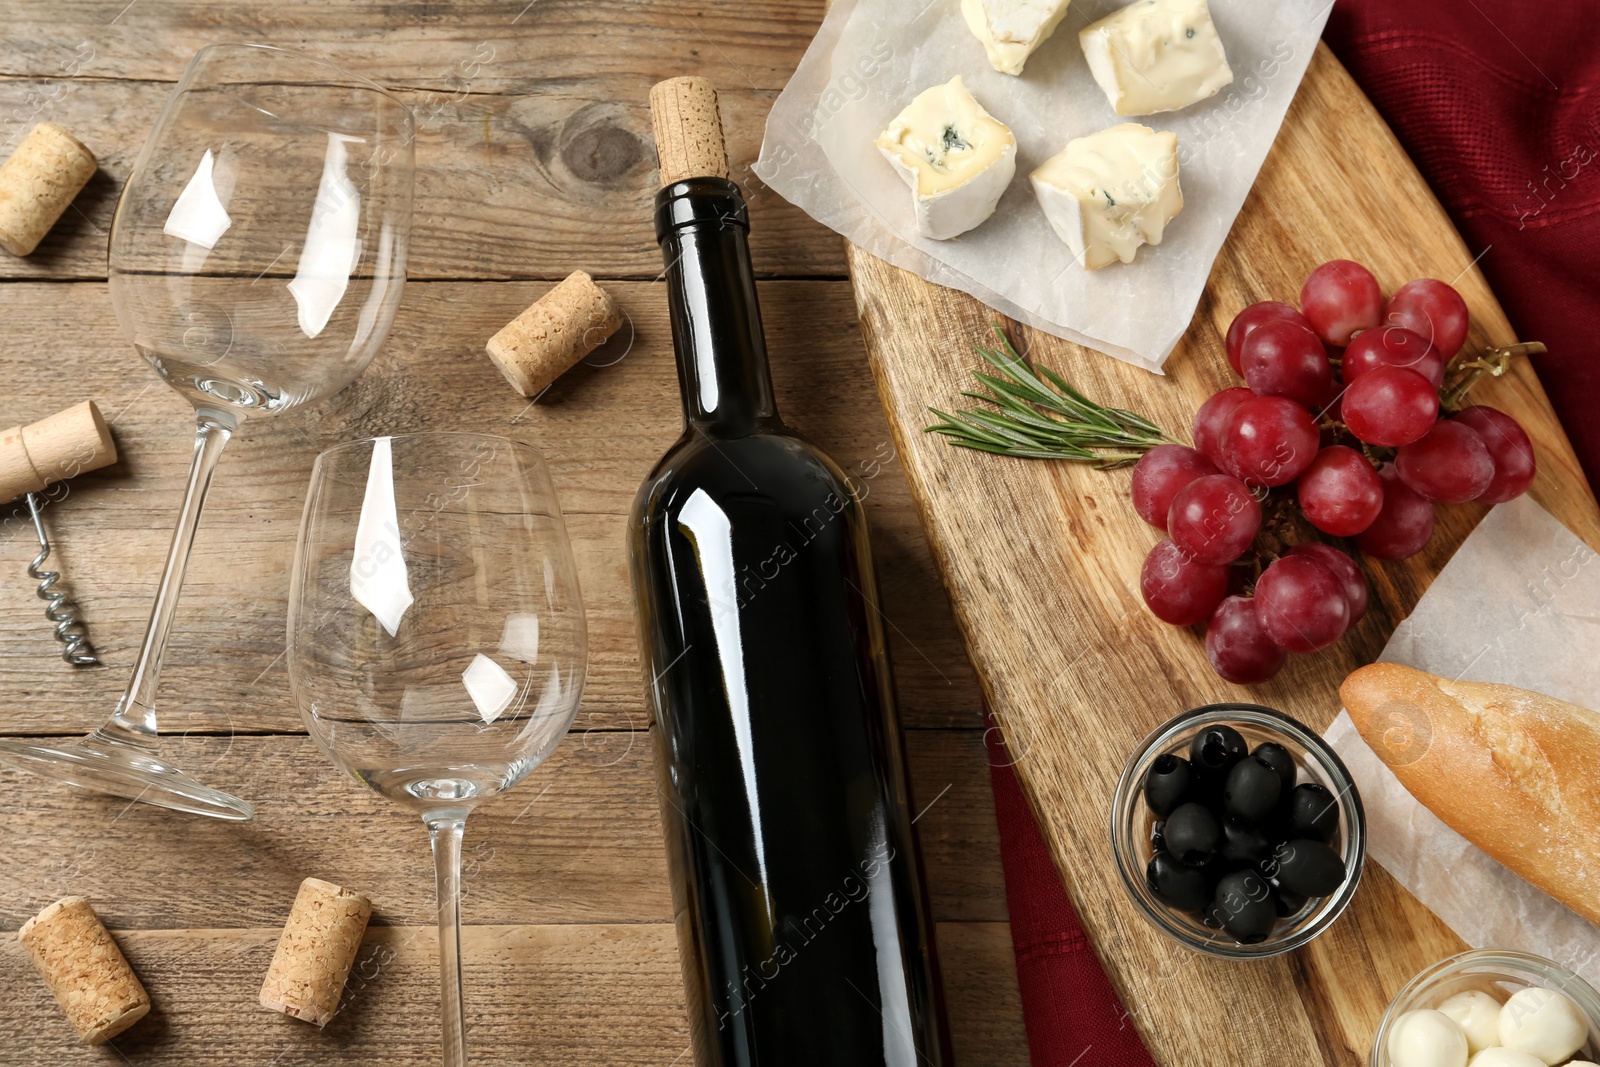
[25,492,98,666]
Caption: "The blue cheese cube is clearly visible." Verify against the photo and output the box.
[875,76,1017,240]
[1080,0,1233,116]
[961,0,1074,76]
[1030,123,1182,268]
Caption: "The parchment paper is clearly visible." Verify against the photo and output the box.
[1325,495,1600,987]
[753,0,1334,371]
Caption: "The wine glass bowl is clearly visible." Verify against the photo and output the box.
[290,434,586,817]
[0,43,414,820]
[289,433,586,1066]
[108,43,413,419]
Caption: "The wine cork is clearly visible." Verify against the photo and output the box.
[259,878,373,1027]
[649,77,729,186]
[0,400,119,504]
[0,123,97,256]
[19,897,150,1045]
[484,270,624,397]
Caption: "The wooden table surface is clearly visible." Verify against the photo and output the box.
[0,3,1028,1063]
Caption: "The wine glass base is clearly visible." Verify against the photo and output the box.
[0,737,254,821]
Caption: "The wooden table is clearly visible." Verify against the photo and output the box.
[0,4,1028,1062]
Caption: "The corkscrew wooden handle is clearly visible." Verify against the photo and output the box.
[0,400,118,504]
[649,77,730,187]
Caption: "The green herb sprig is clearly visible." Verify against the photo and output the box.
[924,326,1176,467]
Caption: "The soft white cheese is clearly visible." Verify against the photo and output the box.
[875,76,1017,240]
[961,0,1073,76]
[1079,0,1233,116]
[1030,122,1181,269]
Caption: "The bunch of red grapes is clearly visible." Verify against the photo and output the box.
[1135,260,1537,685]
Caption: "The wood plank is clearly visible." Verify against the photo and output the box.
[0,279,979,733]
[0,920,1026,1065]
[848,43,1600,1067]
[0,67,843,279]
[0,729,1003,929]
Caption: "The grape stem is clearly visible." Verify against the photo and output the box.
[1440,342,1546,411]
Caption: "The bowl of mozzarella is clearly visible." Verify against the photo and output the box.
[1372,950,1600,1067]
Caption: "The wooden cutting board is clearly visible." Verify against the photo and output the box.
[848,43,1600,1067]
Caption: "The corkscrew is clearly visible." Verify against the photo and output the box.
[2,401,119,667]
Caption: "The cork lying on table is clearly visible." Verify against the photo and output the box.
[0,122,97,257]
[0,400,119,504]
[485,270,625,398]
[259,877,373,1027]
[19,896,151,1045]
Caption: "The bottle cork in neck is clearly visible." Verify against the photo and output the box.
[649,77,730,187]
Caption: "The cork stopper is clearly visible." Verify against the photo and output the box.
[649,77,729,187]
[19,897,151,1045]
[0,123,97,256]
[259,878,373,1027]
[0,400,119,504]
[484,271,625,398]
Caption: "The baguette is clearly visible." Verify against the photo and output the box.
[1340,662,1600,926]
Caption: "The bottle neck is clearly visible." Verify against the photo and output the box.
[654,177,778,436]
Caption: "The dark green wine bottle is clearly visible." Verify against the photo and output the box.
[628,170,950,1065]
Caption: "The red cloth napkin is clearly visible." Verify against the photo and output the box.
[988,5,1600,1063]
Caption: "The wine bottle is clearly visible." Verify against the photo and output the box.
[628,79,951,1065]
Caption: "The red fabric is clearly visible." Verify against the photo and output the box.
[988,5,1600,1064]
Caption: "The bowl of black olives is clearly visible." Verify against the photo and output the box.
[1111,703,1366,957]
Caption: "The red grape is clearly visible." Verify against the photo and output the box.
[1141,538,1230,626]
[1453,406,1536,503]
[1341,365,1439,447]
[1220,395,1320,487]
[1341,326,1445,389]
[1286,542,1369,625]
[1253,555,1350,653]
[1240,320,1333,409]
[1395,421,1494,503]
[1296,445,1383,536]
[1131,445,1220,530]
[1206,595,1287,684]
[1357,463,1436,559]
[1192,387,1255,466]
[1226,301,1313,375]
[1383,278,1470,360]
[1300,260,1383,345]
[1168,474,1262,564]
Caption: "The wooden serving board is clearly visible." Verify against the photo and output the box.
[848,43,1600,1067]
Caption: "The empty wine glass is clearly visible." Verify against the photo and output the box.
[0,44,414,819]
[288,433,586,1066]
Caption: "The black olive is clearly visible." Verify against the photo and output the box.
[1163,802,1219,866]
[1146,851,1208,912]
[1212,869,1277,943]
[1273,885,1308,918]
[1290,783,1340,842]
[1142,753,1194,817]
[1269,838,1346,897]
[1188,724,1248,776]
[1219,816,1272,866]
[1251,741,1298,795]
[1223,755,1284,823]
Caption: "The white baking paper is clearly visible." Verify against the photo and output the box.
[1325,495,1600,986]
[753,0,1334,371]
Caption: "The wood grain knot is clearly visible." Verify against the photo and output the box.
[560,122,642,185]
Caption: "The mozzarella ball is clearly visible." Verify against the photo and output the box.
[1466,1050,1544,1067]
[1389,1009,1470,1067]
[1497,987,1587,1065]
[1440,991,1506,1054]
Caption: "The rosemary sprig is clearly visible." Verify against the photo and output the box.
[924,326,1177,467]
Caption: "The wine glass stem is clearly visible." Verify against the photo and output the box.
[428,815,469,1067]
[100,413,235,746]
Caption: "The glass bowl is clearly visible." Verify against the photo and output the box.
[1370,949,1600,1066]
[1110,703,1367,959]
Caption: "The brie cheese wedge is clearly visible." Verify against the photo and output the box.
[875,76,1017,241]
[1030,123,1182,269]
[960,0,1073,76]
[1080,0,1233,116]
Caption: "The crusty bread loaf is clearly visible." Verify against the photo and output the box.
[1341,662,1600,926]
